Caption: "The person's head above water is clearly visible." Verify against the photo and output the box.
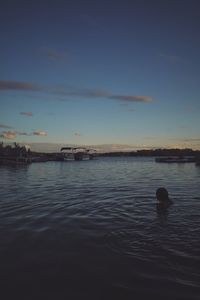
[156,188,173,211]
[156,187,169,202]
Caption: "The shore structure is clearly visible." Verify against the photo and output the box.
[0,142,32,165]
[1,142,200,165]
[0,142,97,164]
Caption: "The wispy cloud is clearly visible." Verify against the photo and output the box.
[41,47,68,62]
[182,138,200,142]
[0,130,32,139]
[33,130,48,136]
[0,131,17,139]
[110,95,152,103]
[74,132,82,137]
[0,123,13,129]
[0,129,49,139]
[53,86,111,98]
[20,111,33,117]
[143,136,157,140]
[168,137,200,143]
[0,80,153,104]
[0,80,44,92]
[54,87,152,103]
[17,131,31,136]
[159,53,182,63]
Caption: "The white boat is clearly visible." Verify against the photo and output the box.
[61,147,75,161]
[74,147,90,161]
[60,147,96,161]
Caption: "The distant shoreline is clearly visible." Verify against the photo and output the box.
[31,148,200,157]
[98,149,200,157]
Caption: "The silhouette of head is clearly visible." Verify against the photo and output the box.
[156,187,169,202]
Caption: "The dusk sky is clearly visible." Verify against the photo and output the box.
[1,0,200,151]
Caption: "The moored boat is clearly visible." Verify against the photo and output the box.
[60,147,75,161]
[74,147,91,161]
[60,146,96,161]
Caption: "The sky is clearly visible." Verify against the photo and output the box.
[1,0,200,152]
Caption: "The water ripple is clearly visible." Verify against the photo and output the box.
[0,157,200,299]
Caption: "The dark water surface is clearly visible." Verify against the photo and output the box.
[0,157,200,299]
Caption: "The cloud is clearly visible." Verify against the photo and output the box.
[54,87,151,103]
[0,130,32,139]
[0,123,13,129]
[83,89,111,98]
[17,131,30,136]
[0,80,153,103]
[74,132,82,137]
[169,137,200,143]
[109,95,152,102]
[87,144,156,152]
[182,138,200,142]
[33,130,48,136]
[0,80,44,92]
[0,131,16,139]
[41,47,68,62]
[55,87,152,103]
[53,86,111,98]
[143,136,157,140]
[0,128,48,139]
[20,111,33,117]
[159,53,182,63]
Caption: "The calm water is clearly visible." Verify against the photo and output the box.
[0,157,200,299]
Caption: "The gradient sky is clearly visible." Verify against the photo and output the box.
[1,0,200,151]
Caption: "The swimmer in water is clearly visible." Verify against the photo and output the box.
[156,187,173,210]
